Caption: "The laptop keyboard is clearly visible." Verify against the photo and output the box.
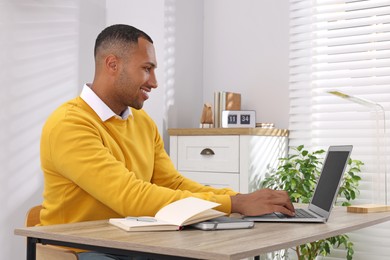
[275,209,317,219]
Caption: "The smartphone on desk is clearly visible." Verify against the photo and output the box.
[191,216,255,231]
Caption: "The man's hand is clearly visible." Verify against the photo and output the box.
[230,188,295,217]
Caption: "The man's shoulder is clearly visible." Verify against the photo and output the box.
[130,108,158,131]
[44,97,98,129]
[131,108,153,121]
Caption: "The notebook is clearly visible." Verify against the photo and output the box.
[244,145,353,223]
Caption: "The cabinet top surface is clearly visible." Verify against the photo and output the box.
[168,128,289,137]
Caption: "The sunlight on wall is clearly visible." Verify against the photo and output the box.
[163,0,176,146]
[0,1,80,259]
[248,136,289,192]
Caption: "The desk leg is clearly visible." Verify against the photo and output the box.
[26,237,37,260]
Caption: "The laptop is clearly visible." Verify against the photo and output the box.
[244,145,353,223]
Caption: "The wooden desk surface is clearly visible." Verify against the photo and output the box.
[15,207,390,260]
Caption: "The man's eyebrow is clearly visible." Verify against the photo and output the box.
[145,62,157,68]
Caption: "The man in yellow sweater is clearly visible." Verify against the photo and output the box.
[40,24,294,259]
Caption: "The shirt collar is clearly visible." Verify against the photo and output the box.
[80,84,132,121]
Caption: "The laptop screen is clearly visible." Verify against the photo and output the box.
[311,151,350,211]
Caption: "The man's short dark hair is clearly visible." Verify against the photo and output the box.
[94,24,153,58]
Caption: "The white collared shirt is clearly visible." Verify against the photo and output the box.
[80,84,132,121]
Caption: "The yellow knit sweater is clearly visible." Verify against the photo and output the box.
[40,97,237,225]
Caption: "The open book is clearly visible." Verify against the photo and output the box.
[109,197,225,231]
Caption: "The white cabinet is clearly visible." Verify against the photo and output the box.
[168,128,289,193]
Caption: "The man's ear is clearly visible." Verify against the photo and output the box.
[105,54,119,74]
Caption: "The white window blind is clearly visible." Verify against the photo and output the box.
[289,0,390,259]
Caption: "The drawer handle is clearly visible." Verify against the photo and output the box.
[200,148,215,156]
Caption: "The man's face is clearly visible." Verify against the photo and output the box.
[115,38,157,110]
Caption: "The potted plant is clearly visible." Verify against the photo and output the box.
[261,145,363,260]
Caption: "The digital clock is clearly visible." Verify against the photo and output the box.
[221,110,256,128]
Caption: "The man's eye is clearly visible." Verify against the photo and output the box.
[144,67,151,72]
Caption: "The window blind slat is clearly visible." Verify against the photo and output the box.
[315,14,390,31]
[315,4,390,22]
[315,41,390,55]
[289,0,390,259]
[314,59,390,71]
[316,24,390,39]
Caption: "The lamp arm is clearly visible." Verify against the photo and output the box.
[375,103,387,205]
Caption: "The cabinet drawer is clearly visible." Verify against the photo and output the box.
[177,136,239,172]
[181,171,239,191]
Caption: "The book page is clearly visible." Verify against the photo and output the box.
[155,197,222,226]
[109,218,179,231]
[183,208,225,225]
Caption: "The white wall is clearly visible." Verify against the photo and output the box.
[104,0,290,134]
[78,0,107,89]
[165,0,204,129]
[151,0,290,130]
[0,1,105,260]
[203,0,290,129]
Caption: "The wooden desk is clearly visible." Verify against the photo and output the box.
[15,207,390,260]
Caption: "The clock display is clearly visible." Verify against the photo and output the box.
[221,110,256,128]
[240,114,251,125]
[228,115,238,124]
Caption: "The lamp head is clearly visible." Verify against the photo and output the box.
[328,90,382,110]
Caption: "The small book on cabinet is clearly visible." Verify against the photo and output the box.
[109,197,225,232]
[214,91,241,127]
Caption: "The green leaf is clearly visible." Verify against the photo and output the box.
[291,179,297,190]
[350,190,356,200]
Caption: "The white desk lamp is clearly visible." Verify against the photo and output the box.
[328,91,390,213]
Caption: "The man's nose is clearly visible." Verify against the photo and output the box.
[148,70,158,89]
